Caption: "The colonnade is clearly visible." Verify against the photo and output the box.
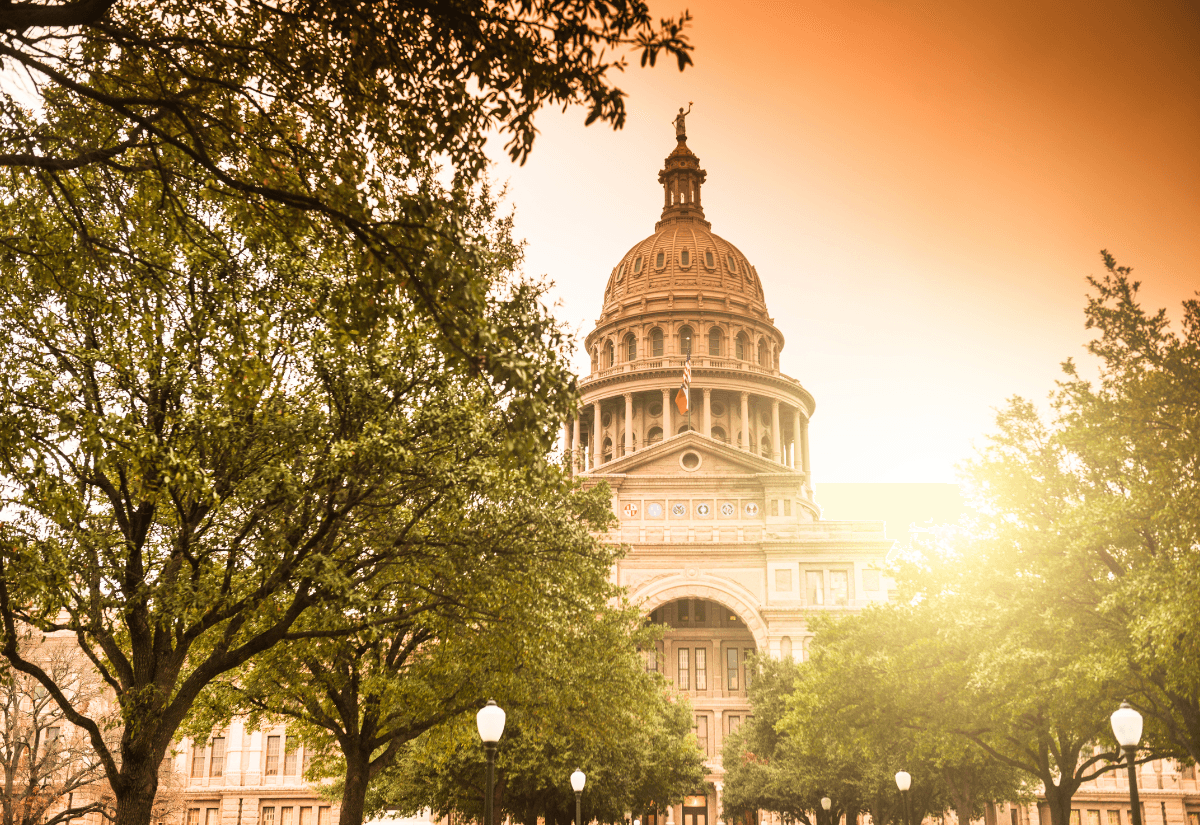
[562,386,810,478]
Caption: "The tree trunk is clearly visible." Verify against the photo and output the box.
[338,747,371,825]
[112,755,160,825]
[1041,782,1079,825]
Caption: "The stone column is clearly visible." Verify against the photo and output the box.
[662,387,673,439]
[801,415,811,477]
[702,388,712,437]
[714,782,724,825]
[740,392,749,451]
[593,400,603,467]
[792,407,802,469]
[572,416,581,473]
[562,420,571,468]
[771,399,781,463]
[624,393,634,456]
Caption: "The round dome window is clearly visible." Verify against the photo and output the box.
[680,451,702,471]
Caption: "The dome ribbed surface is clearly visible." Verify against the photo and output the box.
[603,222,765,308]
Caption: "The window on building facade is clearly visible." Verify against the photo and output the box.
[265,735,280,776]
[647,426,663,444]
[1070,812,1081,825]
[744,648,753,688]
[758,339,768,365]
[728,715,741,734]
[711,426,727,443]
[281,809,294,825]
[709,328,721,356]
[694,599,706,623]
[1108,813,1121,825]
[634,256,643,274]
[677,648,690,690]
[830,570,849,606]
[44,726,60,754]
[284,738,298,775]
[656,251,665,268]
[646,647,658,673]
[188,810,201,825]
[626,334,637,361]
[735,333,747,360]
[679,326,693,355]
[318,809,331,825]
[651,328,664,357]
[209,736,225,777]
[1087,812,1100,825]
[806,571,824,605]
[680,249,690,266]
[206,808,219,825]
[602,438,613,463]
[695,715,708,755]
[695,648,707,690]
[191,741,206,778]
[705,250,715,268]
[261,809,275,825]
[300,808,312,825]
[604,341,614,368]
[726,647,739,690]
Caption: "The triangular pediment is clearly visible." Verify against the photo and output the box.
[584,431,794,478]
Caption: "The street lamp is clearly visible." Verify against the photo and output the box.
[571,769,587,825]
[477,701,506,825]
[821,796,832,825]
[895,771,912,825]
[1111,701,1144,825]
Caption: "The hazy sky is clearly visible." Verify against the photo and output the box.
[490,0,1200,483]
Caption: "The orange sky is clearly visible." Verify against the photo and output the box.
[490,0,1200,483]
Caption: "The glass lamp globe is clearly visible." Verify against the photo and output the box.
[895,771,911,792]
[571,770,586,793]
[1111,701,1143,748]
[821,798,831,811]
[476,701,506,744]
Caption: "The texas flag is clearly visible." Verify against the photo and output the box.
[675,353,691,415]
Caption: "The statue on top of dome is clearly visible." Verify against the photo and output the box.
[672,102,693,139]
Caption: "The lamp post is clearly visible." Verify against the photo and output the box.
[571,769,587,825]
[895,771,912,825]
[1111,701,1144,825]
[821,796,832,825]
[477,701,506,825]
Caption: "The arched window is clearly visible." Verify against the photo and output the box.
[757,339,768,365]
[650,328,664,358]
[735,333,748,361]
[705,250,715,269]
[677,423,694,435]
[604,340,615,369]
[761,436,771,458]
[625,334,637,362]
[633,256,643,274]
[678,325,694,356]
[711,426,727,443]
[647,426,663,444]
[602,437,613,463]
[680,248,690,267]
[655,251,665,269]
[708,327,722,357]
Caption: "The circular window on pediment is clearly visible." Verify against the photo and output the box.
[680,451,701,471]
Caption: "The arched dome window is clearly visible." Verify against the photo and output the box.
[680,248,690,267]
[625,333,637,362]
[727,253,738,272]
[678,326,694,356]
[735,333,748,361]
[633,256,643,274]
[711,426,727,443]
[647,426,663,444]
[655,251,665,269]
[604,340,615,369]
[708,327,722,357]
[705,250,715,269]
[650,328,664,358]
[757,338,768,366]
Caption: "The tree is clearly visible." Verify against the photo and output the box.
[0,631,111,825]
[0,141,594,825]
[192,450,620,825]
[372,612,705,825]
[0,0,693,395]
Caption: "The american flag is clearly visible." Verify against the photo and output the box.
[675,352,691,415]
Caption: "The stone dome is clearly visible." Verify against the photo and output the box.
[600,136,768,315]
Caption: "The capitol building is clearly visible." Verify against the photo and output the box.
[168,122,1200,825]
